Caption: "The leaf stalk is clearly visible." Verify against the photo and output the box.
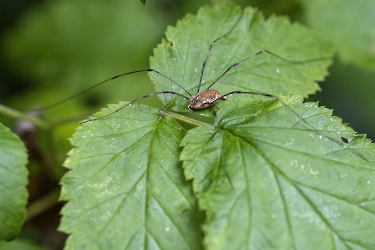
[0,104,49,129]
[162,110,207,126]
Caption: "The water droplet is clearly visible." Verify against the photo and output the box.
[195,68,197,72]
[367,181,371,184]
[276,69,280,73]
[166,227,170,232]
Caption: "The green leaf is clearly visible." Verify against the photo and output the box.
[300,0,375,70]
[59,4,365,249]
[150,4,334,112]
[180,95,375,249]
[0,123,28,241]
[0,239,44,250]
[59,104,203,249]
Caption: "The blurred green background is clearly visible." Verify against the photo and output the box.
[0,0,374,249]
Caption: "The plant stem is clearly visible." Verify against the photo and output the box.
[162,110,207,126]
[0,104,49,129]
[25,188,61,222]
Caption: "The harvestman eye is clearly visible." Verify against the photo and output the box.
[39,12,368,162]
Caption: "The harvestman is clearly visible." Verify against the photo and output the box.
[42,14,368,162]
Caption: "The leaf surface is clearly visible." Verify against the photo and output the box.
[60,104,203,250]
[150,5,334,112]
[0,123,28,241]
[181,95,375,250]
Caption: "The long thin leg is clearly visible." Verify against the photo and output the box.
[206,50,331,91]
[221,91,368,162]
[81,91,190,124]
[196,11,243,95]
[42,69,192,110]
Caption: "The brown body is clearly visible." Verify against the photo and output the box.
[188,89,226,109]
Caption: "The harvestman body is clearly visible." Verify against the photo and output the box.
[188,89,225,110]
[41,13,368,162]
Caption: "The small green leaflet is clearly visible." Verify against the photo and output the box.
[0,123,28,241]
[181,95,375,249]
[140,0,146,5]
